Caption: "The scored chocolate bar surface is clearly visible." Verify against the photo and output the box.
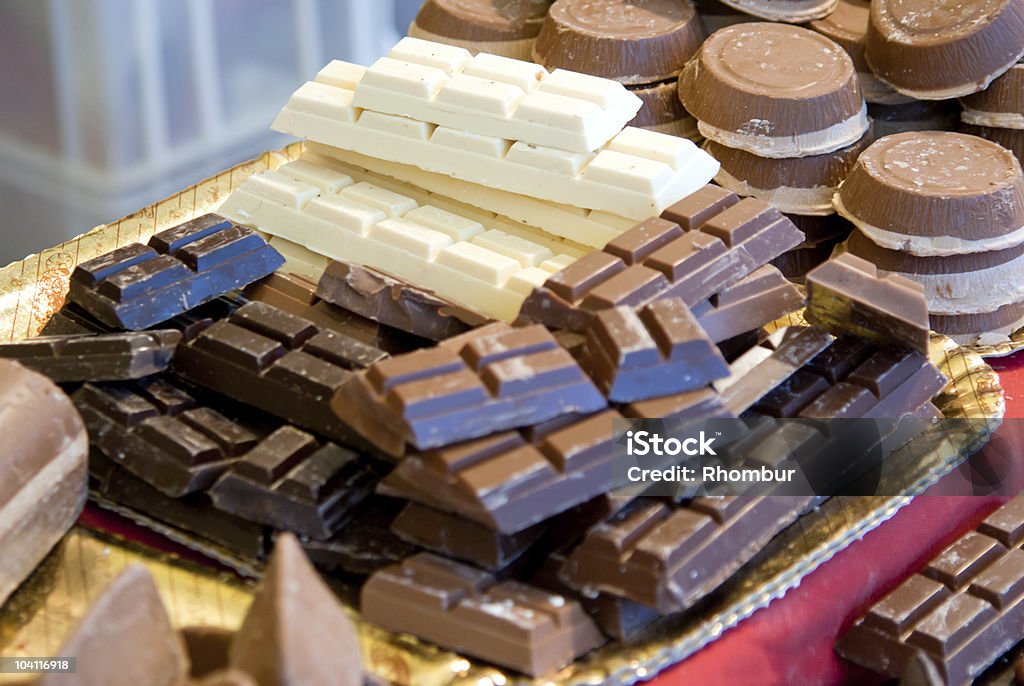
[518,185,804,332]
[583,297,730,403]
[361,552,604,676]
[693,265,805,343]
[332,323,607,456]
[175,301,387,446]
[67,214,284,330]
[0,330,181,382]
[837,497,1024,684]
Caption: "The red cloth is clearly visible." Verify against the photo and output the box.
[651,350,1024,686]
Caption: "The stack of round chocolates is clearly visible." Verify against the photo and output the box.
[408,0,553,59]
[961,60,1024,164]
[837,131,1024,344]
[532,0,706,141]
[679,22,872,277]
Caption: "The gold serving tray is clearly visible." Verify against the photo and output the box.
[0,148,1006,686]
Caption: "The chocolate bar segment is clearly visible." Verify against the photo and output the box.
[175,301,386,445]
[837,496,1024,684]
[0,330,180,382]
[584,297,730,402]
[315,259,487,341]
[694,265,805,343]
[74,377,258,497]
[299,496,416,576]
[378,409,627,533]
[68,214,283,330]
[209,425,381,540]
[332,323,606,456]
[361,553,604,676]
[519,186,804,332]
[806,253,931,354]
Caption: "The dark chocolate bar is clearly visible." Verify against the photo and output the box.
[806,253,931,354]
[298,496,416,576]
[518,185,804,332]
[0,330,180,382]
[361,553,604,676]
[560,495,815,612]
[67,214,283,330]
[315,260,488,340]
[378,409,627,533]
[693,265,805,343]
[837,497,1024,685]
[332,323,607,456]
[174,301,387,445]
[209,425,381,540]
[583,297,730,403]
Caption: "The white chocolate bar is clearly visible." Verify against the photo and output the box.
[307,143,634,248]
[218,162,579,321]
[271,72,720,219]
[349,37,641,153]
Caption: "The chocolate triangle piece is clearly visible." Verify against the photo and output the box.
[229,533,363,686]
[38,565,189,686]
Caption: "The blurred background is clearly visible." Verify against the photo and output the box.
[0,0,422,266]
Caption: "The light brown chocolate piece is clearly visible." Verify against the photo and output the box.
[929,300,1024,339]
[865,0,1024,100]
[38,565,189,686]
[0,360,87,606]
[695,264,806,342]
[809,0,870,72]
[835,131,1024,246]
[410,0,552,59]
[961,62,1024,121]
[961,122,1024,164]
[717,0,837,22]
[679,23,866,157]
[846,228,1024,275]
[532,0,705,85]
[229,533,364,686]
[628,79,700,141]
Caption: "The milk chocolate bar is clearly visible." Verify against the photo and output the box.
[271,61,718,219]
[315,260,485,341]
[837,496,1024,684]
[299,496,416,576]
[0,330,180,382]
[806,253,931,354]
[350,37,641,153]
[243,270,424,353]
[560,495,815,612]
[408,0,550,60]
[174,301,386,445]
[209,425,381,540]
[583,297,730,402]
[0,360,88,606]
[693,265,805,344]
[73,377,261,497]
[332,323,606,456]
[518,185,805,332]
[67,214,283,330]
[361,553,604,676]
[378,409,625,533]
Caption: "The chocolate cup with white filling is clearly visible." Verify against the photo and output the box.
[678,23,868,158]
[808,0,907,105]
[409,0,552,58]
[716,0,837,22]
[865,0,1024,100]
[869,99,961,138]
[961,122,1024,164]
[532,0,705,85]
[629,79,700,141]
[960,62,1024,128]
[834,131,1024,255]
[705,128,871,215]
[930,299,1024,343]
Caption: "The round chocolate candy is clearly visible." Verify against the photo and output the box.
[961,122,1024,164]
[929,299,1024,344]
[705,128,871,215]
[808,0,909,105]
[715,0,837,23]
[532,0,705,85]
[845,229,1024,317]
[960,62,1024,129]
[629,80,700,141]
[678,23,868,158]
[834,131,1024,256]
[868,99,961,138]
[865,0,1024,100]
[409,0,552,59]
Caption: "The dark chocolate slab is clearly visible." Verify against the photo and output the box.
[0,330,180,382]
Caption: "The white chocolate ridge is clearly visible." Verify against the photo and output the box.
[960,108,1024,130]
[696,104,869,158]
[271,72,719,219]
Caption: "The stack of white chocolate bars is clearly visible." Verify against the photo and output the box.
[219,37,719,321]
